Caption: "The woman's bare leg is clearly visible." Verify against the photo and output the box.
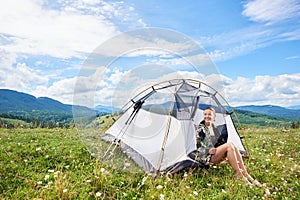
[211,143,262,187]
[210,142,243,177]
[232,145,248,175]
[232,145,262,186]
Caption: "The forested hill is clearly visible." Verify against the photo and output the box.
[0,89,94,128]
[234,105,300,120]
[0,89,72,113]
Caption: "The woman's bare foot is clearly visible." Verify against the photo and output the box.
[244,174,263,187]
[235,173,252,186]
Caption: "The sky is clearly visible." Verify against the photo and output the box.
[0,0,299,108]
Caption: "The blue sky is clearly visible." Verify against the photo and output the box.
[0,0,299,107]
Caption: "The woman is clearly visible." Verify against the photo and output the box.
[190,107,262,187]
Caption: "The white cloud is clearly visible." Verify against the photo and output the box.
[14,62,299,109]
[286,55,300,60]
[31,66,109,106]
[200,28,266,62]
[0,50,48,92]
[0,0,119,59]
[91,28,204,59]
[200,0,300,62]
[203,24,300,62]
[224,73,300,107]
[0,0,146,102]
[242,0,300,25]
[99,70,300,108]
[101,69,226,108]
[31,77,77,105]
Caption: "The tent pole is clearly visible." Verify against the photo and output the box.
[153,85,177,178]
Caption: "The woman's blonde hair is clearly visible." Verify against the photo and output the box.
[204,106,216,114]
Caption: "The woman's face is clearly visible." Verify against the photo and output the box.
[203,109,215,125]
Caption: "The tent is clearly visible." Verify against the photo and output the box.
[101,79,248,175]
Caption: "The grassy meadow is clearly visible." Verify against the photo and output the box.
[0,127,299,199]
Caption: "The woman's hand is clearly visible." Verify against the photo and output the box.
[209,148,217,155]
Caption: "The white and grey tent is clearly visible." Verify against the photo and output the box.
[101,79,248,175]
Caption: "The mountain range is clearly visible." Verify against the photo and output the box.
[0,89,72,113]
[235,105,300,120]
[0,89,299,121]
[0,89,92,114]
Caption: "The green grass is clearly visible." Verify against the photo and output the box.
[0,127,299,199]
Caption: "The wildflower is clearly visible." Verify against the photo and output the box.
[96,191,102,197]
[264,188,271,196]
[24,159,28,162]
[156,185,163,189]
[63,189,68,193]
[222,189,226,193]
[64,165,70,169]
[48,169,54,173]
[184,172,188,177]
[159,194,164,200]
[37,181,43,185]
[193,191,198,195]
[124,162,131,167]
[100,168,105,173]
[86,179,92,183]
[207,183,211,187]
[141,176,147,185]
[36,147,41,151]
[261,165,266,169]
[44,174,50,180]
[288,188,293,192]
[88,192,93,196]
[54,171,60,178]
